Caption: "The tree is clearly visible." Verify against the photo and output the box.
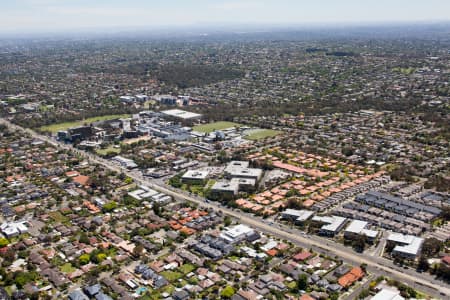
[297,274,308,291]
[79,232,90,244]
[352,235,367,253]
[79,254,90,265]
[169,174,182,188]
[421,238,443,257]
[133,244,144,257]
[152,202,163,217]
[441,206,450,221]
[102,201,117,212]
[224,216,232,227]
[417,255,429,272]
[358,289,370,299]
[14,271,39,288]
[220,286,235,298]
[0,238,9,248]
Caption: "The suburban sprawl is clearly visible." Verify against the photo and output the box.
[0,25,449,300]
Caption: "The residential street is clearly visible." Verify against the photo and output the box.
[1,117,448,299]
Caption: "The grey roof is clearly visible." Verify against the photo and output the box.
[84,284,102,297]
[69,290,89,300]
[95,292,113,300]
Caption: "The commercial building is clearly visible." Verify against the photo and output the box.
[0,221,29,238]
[344,220,379,242]
[210,178,256,200]
[111,156,138,169]
[370,289,405,300]
[128,186,172,204]
[387,232,424,259]
[220,224,256,244]
[281,209,315,223]
[224,161,263,181]
[153,95,178,106]
[160,109,202,122]
[311,215,347,236]
[211,180,240,200]
[181,170,210,185]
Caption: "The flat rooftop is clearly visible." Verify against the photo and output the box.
[345,219,379,238]
[388,232,424,256]
[161,109,202,120]
[182,170,210,180]
[211,180,239,192]
[282,209,315,222]
[312,215,347,232]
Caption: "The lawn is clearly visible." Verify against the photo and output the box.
[160,270,183,282]
[60,263,76,273]
[179,263,196,274]
[193,121,241,133]
[39,114,131,133]
[95,146,121,156]
[48,211,69,223]
[244,129,282,140]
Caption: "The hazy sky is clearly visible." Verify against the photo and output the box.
[1,0,450,33]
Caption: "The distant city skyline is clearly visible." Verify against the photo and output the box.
[1,0,450,33]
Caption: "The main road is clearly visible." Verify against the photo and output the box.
[1,118,448,298]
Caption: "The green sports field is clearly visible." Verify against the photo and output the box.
[39,114,131,133]
[244,129,282,140]
[192,121,241,133]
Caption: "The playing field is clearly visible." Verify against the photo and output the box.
[95,146,121,156]
[244,129,282,140]
[39,114,131,133]
[192,121,241,133]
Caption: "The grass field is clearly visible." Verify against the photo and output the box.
[39,114,131,133]
[95,146,121,156]
[48,211,69,223]
[244,129,282,140]
[160,270,183,282]
[192,121,241,133]
[60,263,76,273]
[179,263,196,274]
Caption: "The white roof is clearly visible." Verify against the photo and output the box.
[361,229,379,239]
[128,189,146,200]
[388,232,424,256]
[282,209,314,221]
[371,289,404,300]
[345,220,379,238]
[224,161,262,179]
[161,109,202,120]
[140,190,159,199]
[388,232,415,244]
[1,221,28,236]
[261,240,278,251]
[345,220,368,233]
[312,215,347,233]
[220,224,254,242]
[182,170,210,180]
[231,178,256,185]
